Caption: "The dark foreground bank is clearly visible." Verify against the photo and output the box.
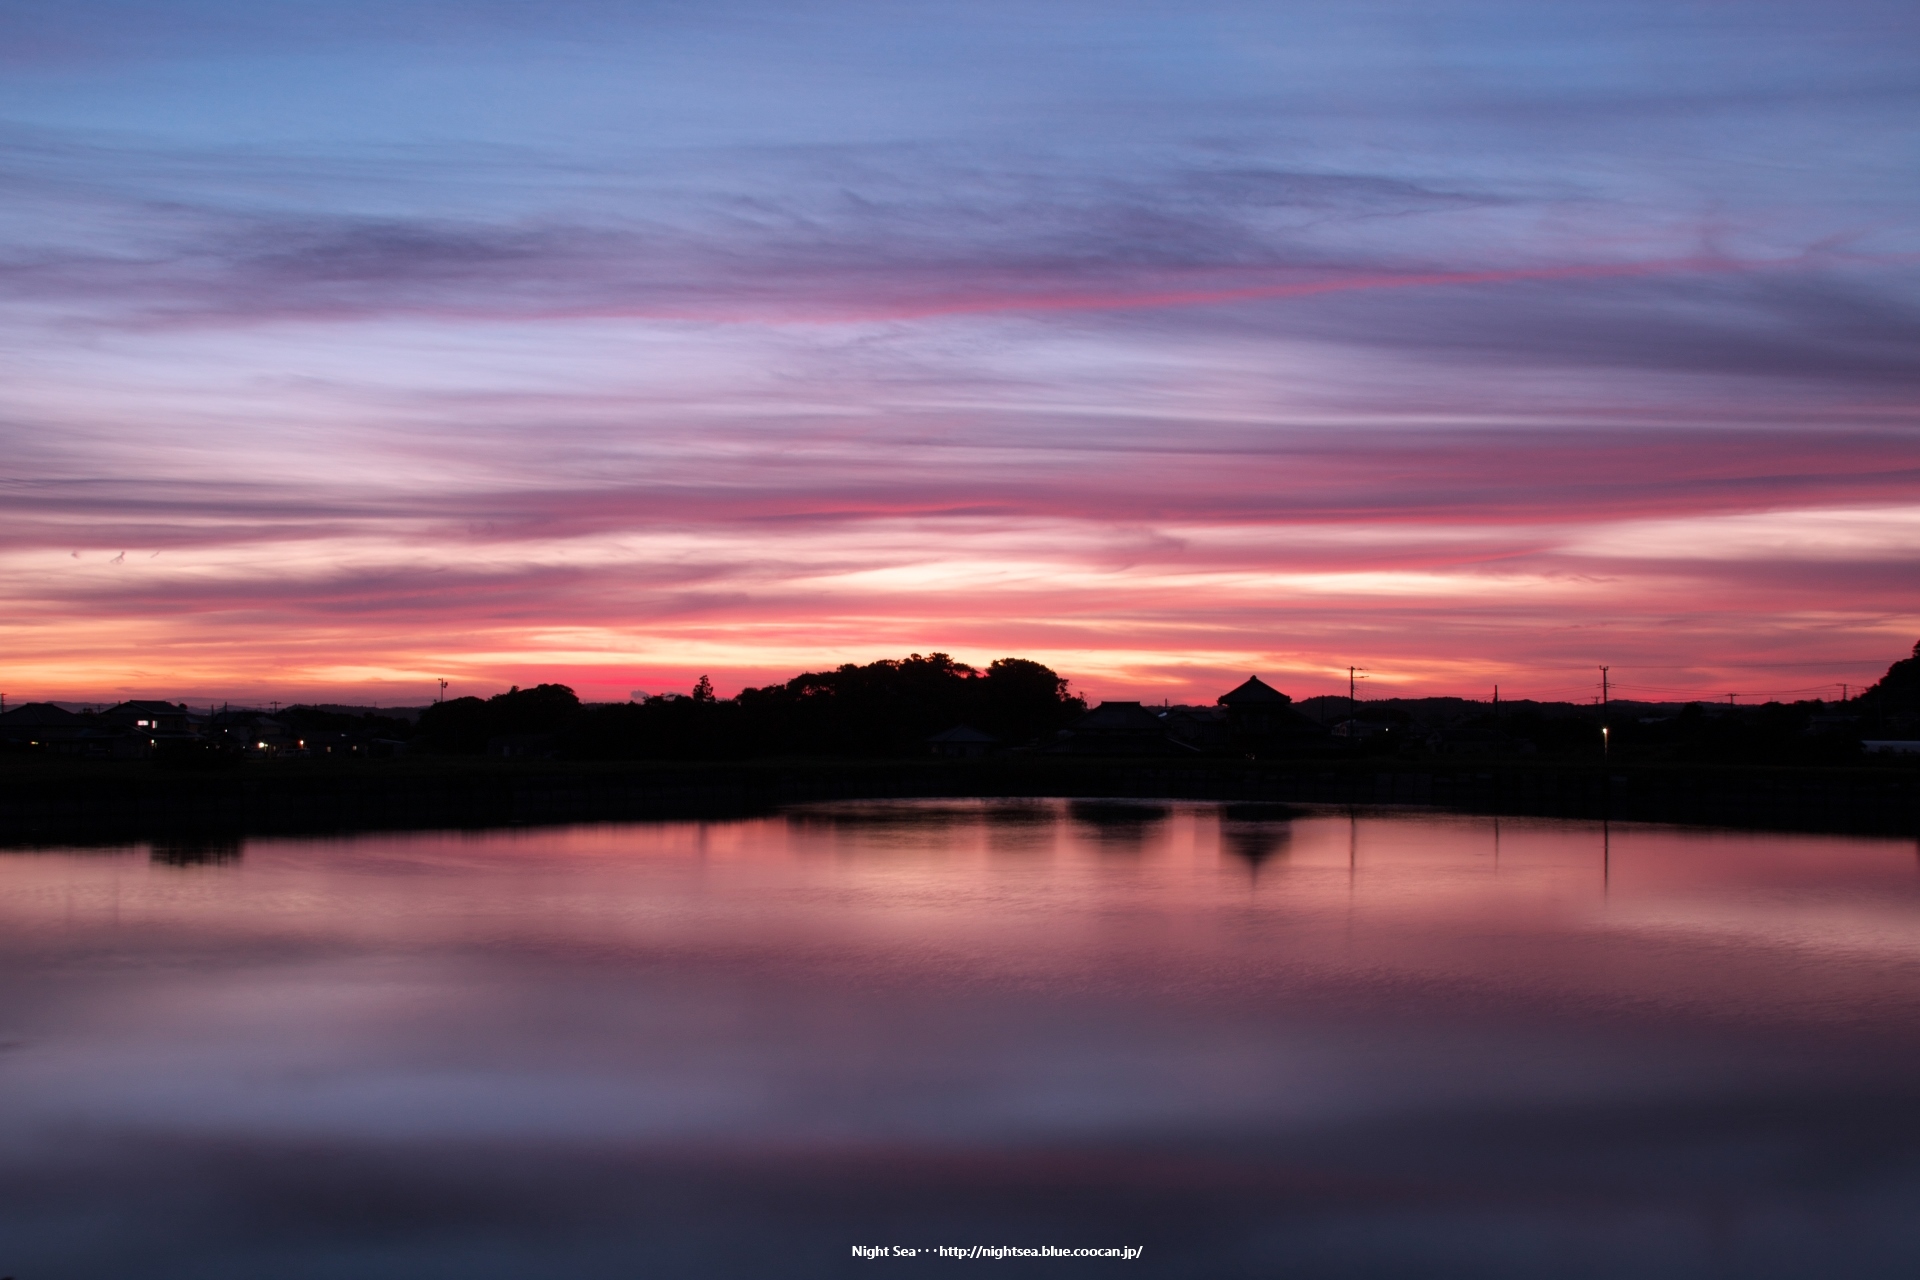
[2,754,1916,843]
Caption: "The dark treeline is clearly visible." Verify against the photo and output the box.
[12,644,1915,769]
[413,643,1920,764]
[415,653,1085,760]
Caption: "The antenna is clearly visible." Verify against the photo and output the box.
[437,679,448,704]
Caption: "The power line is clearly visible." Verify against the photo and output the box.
[1317,679,1875,704]
[1610,681,1858,699]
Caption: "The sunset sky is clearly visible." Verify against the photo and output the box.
[2,0,1916,706]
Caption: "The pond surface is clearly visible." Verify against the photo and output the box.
[2,801,1918,1277]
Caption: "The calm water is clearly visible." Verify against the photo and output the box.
[3,801,1918,1278]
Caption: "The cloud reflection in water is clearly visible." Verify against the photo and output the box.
[0,803,1917,1276]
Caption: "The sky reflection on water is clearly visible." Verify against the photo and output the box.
[2,802,1918,1277]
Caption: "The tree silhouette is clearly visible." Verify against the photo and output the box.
[549,654,1083,761]
[417,683,582,753]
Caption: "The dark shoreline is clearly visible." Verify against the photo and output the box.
[2,754,1916,845]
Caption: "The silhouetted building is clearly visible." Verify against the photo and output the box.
[1162,705,1229,752]
[0,702,102,752]
[1217,676,1330,752]
[1219,676,1290,735]
[296,729,402,758]
[208,710,293,756]
[0,702,84,749]
[1051,701,1190,756]
[104,700,193,734]
[927,725,997,758]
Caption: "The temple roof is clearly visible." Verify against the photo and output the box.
[1219,675,1289,706]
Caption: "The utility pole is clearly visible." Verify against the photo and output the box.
[1599,665,1610,758]
[1348,666,1365,721]
[437,678,448,704]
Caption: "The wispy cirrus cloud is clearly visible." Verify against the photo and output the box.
[0,0,1916,702]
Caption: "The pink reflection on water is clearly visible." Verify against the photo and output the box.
[5,806,1917,1017]
[2,804,1918,1274]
